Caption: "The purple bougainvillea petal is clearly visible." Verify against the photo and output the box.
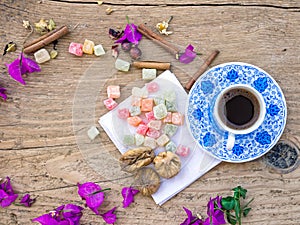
[115,23,142,45]
[77,182,105,215]
[180,207,202,225]
[0,190,18,208]
[5,58,25,85]
[6,54,41,85]
[22,54,41,73]
[121,187,139,208]
[179,44,197,64]
[0,88,7,100]
[124,24,142,45]
[20,194,36,207]
[100,207,117,224]
[32,214,59,225]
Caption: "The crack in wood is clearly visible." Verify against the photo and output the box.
[48,0,300,10]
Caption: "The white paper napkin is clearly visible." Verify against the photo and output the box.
[99,70,221,205]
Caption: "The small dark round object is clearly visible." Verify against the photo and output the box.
[262,139,300,173]
[121,42,132,52]
[129,46,142,60]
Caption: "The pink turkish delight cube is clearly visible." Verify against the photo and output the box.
[69,42,83,56]
[163,112,172,123]
[146,128,160,139]
[117,108,130,119]
[146,82,159,93]
[172,112,184,125]
[107,85,120,99]
[145,111,155,121]
[176,144,190,157]
[136,124,149,135]
[103,98,118,110]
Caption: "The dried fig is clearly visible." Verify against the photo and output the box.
[134,167,160,196]
[119,147,155,173]
[153,151,181,178]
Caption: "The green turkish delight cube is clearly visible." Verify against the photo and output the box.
[163,124,178,137]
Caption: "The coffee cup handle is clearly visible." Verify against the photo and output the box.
[226,132,235,150]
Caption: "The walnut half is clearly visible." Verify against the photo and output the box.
[119,147,155,173]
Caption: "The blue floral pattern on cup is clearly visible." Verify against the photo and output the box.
[203,133,216,147]
[232,144,244,156]
[186,62,287,162]
[254,77,268,93]
[192,108,204,121]
[226,69,239,82]
[267,104,280,116]
[201,80,214,94]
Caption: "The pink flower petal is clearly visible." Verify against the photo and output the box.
[5,58,25,85]
[121,187,139,208]
[0,88,7,100]
[100,207,117,224]
[77,182,105,215]
[179,44,197,64]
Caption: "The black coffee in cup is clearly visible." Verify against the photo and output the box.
[217,88,260,130]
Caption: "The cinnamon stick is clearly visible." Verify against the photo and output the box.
[132,61,171,70]
[23,26,69,54]
[185,50,220,91]
[137,24,180,57]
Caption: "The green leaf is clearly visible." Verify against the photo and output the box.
[226,212,237,225]
[221,196,235,210]
[233,186,247,199]
[243,207,252,217]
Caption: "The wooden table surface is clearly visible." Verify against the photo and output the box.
[1,0,300,224]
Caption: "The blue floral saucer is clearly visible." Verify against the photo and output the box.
[186,62,287,163]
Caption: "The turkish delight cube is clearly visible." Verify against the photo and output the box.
[129,106,141,116]
[87,126,100,140]
[103,98,118,110]
[163,112,172,123]
[131,96,142,106]
[156,134,170,147]
[135,133,145,146]
[146,82,159,93]
[83,39,95,54]
[136,124,149,135]
[165,141,177,152]
[164,90,176,102]
[163,124,178,137]
[142,68,157,80]
[123,134,135,146]
[176,144,190,157]
[172,112,184,125]
[145,111,155,121]
[153,103,168,120]
[141,98,154,112]
[69,42,83,56]
[127,116,142,127]
[146,128,160,139]
[147,120,162,130]
[154,96,165,105]
[117,108,130,119]
[132,87,148,98]
[94,44,105,56]
[165,100,177,112]
[34,48,50,64]
[143,136,157,149]
[115,58,130,72]
[107,85,120,99]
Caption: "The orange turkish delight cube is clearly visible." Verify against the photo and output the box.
[127,116,142,127]
[141,98,154,112]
